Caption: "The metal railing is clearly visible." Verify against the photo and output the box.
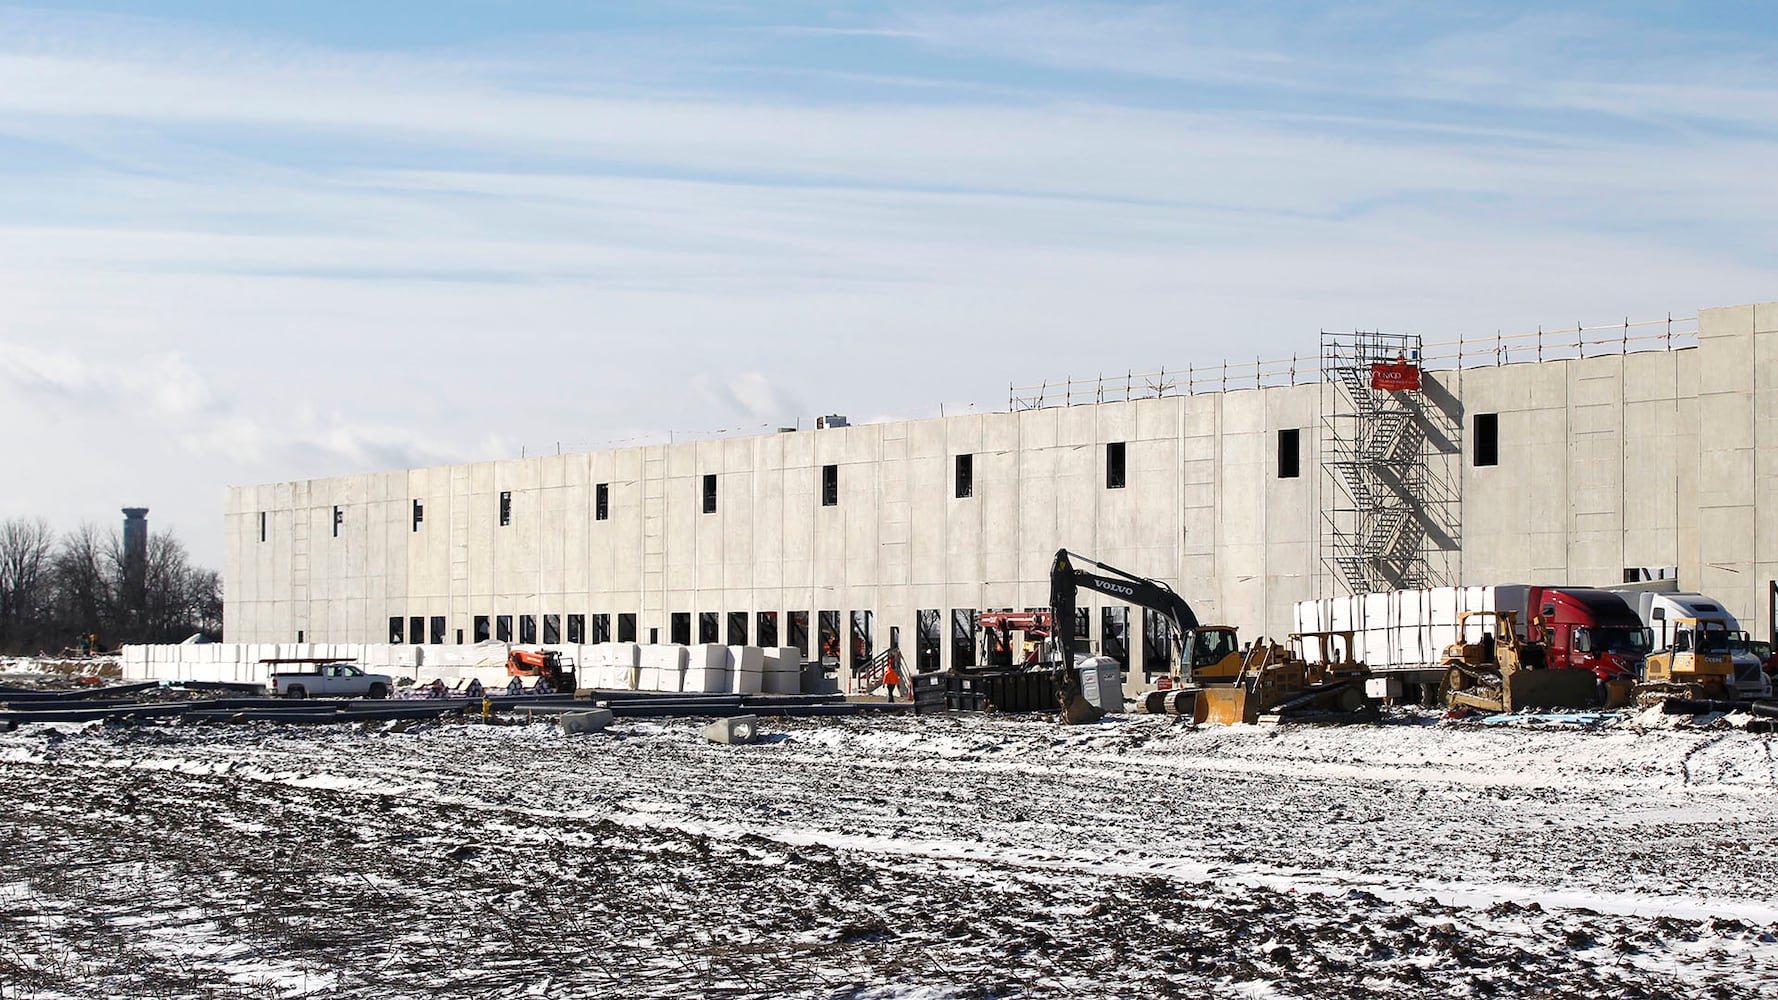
[1008,315,1699,411]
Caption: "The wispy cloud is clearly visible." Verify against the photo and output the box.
[0,2,1773,565]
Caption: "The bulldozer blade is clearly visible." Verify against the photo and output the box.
[1503,668,1597,712]
[1194,686,1260,726]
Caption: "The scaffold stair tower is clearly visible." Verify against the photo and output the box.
[1322,331,1440,594]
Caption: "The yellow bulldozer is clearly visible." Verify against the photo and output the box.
[1441,611,1597,713]
[1637,616,1735,703]
[1192,631,1375,726]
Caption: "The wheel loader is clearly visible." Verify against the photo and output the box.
[1440,611,1597,713]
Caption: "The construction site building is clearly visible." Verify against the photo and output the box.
[223,300,1778,684]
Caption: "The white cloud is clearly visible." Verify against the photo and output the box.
[0,4,1773,569]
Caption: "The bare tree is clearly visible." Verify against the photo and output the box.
[50,523,118,646]
[0,517,56,652]
[8,518,223,651]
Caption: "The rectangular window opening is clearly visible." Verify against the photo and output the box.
[388,616,404,644]
[499,491,512,527]
[702,473,717,514]
[412,499,424,531]
[429,616,446,645]
[1474,413,1499,467]
[259,511,267,543]
[543,614,560,645]
[617,613,636,643]
[496,615,513,642]
[519,615,537,645]
[818,611,842,668]
[851,611,874,670]
[409,617,424,647]
[727,611,748,646]
[592,614,611,643]
[789,611,810,658]
[474,615,491,643]
[951,609,978,669]
[1278,428,1301,479]
[332,505,342,537]
[698,611,719,644]
[821,464,838,507]
[670,612,691,645]
[567,614,585,644]
[1102,607,1129,668]
[595,483,610,521]
[916,609,941,671]
[756,612,779,649]
[1142,610,1173,674]
[955,454,973,499]
[1106,442,1127,489]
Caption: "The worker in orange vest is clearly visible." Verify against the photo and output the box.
[883,658,901,703]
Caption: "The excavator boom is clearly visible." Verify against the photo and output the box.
[1051,548,1200,671]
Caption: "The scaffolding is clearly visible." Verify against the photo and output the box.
[1320,331,1459,594]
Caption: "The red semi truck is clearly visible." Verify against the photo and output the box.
[1494,585,1650,684]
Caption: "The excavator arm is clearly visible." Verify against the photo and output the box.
[1050,548,1200,671]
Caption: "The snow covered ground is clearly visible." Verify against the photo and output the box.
[0,708,1774,998]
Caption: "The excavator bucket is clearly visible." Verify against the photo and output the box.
[1056,669,1106,725]
[1194,685,1260,726]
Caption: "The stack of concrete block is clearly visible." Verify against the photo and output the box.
[683,644,732,693]
[727,645,766,695]
[583,643,640,690]
[637,644,688,692]
[762,646,803,694]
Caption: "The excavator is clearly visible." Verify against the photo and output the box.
[1048,549,1377,725]
[506,649,578,693]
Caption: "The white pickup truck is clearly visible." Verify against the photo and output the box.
[265,661,395,699]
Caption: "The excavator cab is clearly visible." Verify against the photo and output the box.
[1186,627,1243,683]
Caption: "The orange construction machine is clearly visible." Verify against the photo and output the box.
[979,610,1054,668]
[506,649,578,693]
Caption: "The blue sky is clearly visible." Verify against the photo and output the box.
[2,1,1775,566]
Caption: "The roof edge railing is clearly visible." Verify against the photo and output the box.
[1008,315,1698,411]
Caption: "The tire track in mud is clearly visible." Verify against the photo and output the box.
[1,716,1775,999]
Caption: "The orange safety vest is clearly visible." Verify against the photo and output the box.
[883,664,900,687]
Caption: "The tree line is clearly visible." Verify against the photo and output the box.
[0,517,222,655]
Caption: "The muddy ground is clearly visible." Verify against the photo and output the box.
[1,710,1775,998]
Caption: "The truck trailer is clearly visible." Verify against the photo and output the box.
[1294,584,1647,704]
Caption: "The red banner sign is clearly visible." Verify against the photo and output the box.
[1370,362,1421,391]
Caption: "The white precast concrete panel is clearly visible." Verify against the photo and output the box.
[221,301,1777,652]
